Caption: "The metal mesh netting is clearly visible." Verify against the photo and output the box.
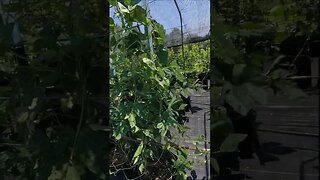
[148,0,210,46]
[110,0,210,47]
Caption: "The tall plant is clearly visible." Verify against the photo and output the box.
[109,1,203,179]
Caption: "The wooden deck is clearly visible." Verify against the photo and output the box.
[183,90,319,180]
[237,92,319,180]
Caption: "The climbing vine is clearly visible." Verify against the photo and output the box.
[109,0,205,179]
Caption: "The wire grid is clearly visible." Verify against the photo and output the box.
[110,0,210,47]
[149,0,210,46]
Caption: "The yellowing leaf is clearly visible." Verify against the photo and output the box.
[133,142,144,165]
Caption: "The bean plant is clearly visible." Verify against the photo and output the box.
[109,1,203,179]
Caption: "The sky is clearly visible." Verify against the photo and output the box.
[110,0,210,36]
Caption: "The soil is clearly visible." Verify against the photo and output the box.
[109,143,177,180]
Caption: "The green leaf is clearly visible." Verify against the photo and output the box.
[66,166,81,180]
[138,163,144,173]
[194,146,202,155]
[274,32,289,43]
[212,11,239,63]
[61,96,74,111]
[175,71,185,82]
[156,122,167,136]
[17,111,29,123]
[132,157,138,165]
[266,55,287,75]
[211,158,220,173]
[250,53,267,68]
[143,130,152,138]
[126,113,138,132]
[142,58,156,70]
[274,80,306,99]
[133,141,143,162]
[157,67,165,78]
[118,0,141,5]
[166,116,176,124]
[48,164,69,180]
[131,0,141,5]
[110,17,115,31]
[117,2,129,13]
[224,83,255,116]
[76,128,108,175]
[245,83,268,104]
[157,47,168,66]
[168,96,177,109]
[131,5,147,23]
[196,135,205,142]
[211,108,234,151]
[270,5,286,17]
[156,122,163,129]
[232,64,246,78]
[109,0,117,6]
[175,174,187,180]
[220,133,247,152]
[178,103,187,110]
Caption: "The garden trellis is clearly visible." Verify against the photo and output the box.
[109,0,211,179]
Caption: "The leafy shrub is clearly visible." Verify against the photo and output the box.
[169,43,210,80]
